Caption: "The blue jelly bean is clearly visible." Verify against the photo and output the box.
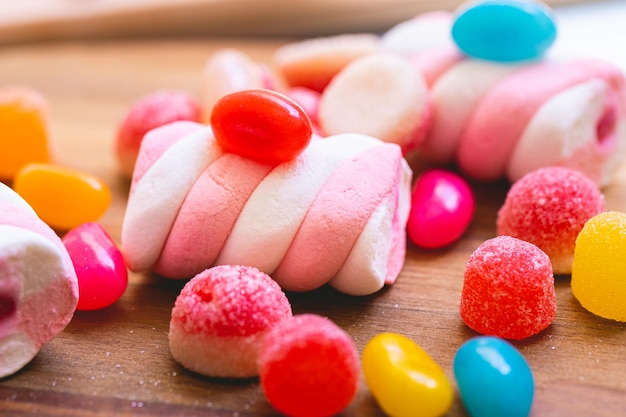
[453,336,534,417]
[451,0,557,62]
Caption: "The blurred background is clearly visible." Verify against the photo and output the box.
[0,0,619,42]
[0,0,624,69]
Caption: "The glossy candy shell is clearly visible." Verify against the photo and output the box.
[571,211,626,322]
[454,336,534,417]
[62,222,128,310]
[407,169,475,249]
[452,0,557,62]
[362,333,453,417]
[210,89,313,164]
[0,87,52,181]
[14,163,111,231]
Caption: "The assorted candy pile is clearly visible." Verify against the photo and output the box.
[0,85,125,314]
[1,0,626,416]
[169,264,535,417]
[121,103,411,296]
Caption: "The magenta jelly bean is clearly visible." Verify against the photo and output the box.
[407,169,475,249]
[62,222,128,310]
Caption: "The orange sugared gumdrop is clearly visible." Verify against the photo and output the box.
[13,163,111,231]
[572,211,626,322]
[0,86,53,181]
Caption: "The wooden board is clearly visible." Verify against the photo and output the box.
[0,39,625,417]
[0,0,591,44]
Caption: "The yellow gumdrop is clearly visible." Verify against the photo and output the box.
[572,211,626,322]
[362,333,453,417]
[13,163,111,231]
[0,86,53,181]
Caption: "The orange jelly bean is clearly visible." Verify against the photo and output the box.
[0,86,53,181]
[13,163,111,231]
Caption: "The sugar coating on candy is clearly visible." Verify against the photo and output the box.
[571,211,626,322]
[497,166,604,274]
[116,90,201,178]
[259,314,359,417]
[460,236,556,340]
[169,265,292,378]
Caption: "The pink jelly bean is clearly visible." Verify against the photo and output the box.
[62,222,128,310]
[285,86,321,125]
[407,169,475,249]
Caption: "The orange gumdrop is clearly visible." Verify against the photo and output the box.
[13,163,111,231]
[0,86,53,181]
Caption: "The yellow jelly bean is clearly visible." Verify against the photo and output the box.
[13,163,111,231]
[572,211,626,322]
[362,333,453,417]
[0,86,53,181]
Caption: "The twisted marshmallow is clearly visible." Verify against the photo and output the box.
[122,121,412,295]
[415,55,626,185]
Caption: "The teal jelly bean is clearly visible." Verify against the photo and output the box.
[453,336,534,417]
[451,0,557,62]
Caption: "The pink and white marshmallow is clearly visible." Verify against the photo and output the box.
[416,57,626,186]
[0,183,78,378]
[121,122,412,296]
[318,53,431,154]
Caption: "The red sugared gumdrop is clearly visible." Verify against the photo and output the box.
[407,169,475,249]
[460,236,556,340]
[115,90,201,178]
[259,314,359,417]
[169,265,292,378]
[210,89,313,164]
[62,222,128,310]
[497,166,604,274]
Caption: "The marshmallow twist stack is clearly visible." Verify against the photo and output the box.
[416,56,626,186]
[121,121,412,296]
[384,12,626,187]
[0,183,78,378]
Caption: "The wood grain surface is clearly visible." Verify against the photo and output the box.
[0,39,625,417]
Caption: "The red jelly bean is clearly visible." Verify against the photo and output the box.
[62,222,128,311]
[210,89,313,164]
[407,169,475,249]
[259,314,359,417]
